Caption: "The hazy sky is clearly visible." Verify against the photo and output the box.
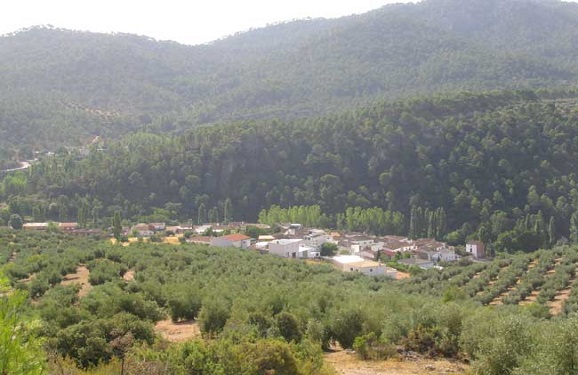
[0,0,416,45]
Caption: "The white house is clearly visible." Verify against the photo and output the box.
[414,247,459,263]
[398,257,436,270]
[350,239,376,254]
[303,230,334,250]
[466,241,486,259]
[210,234,252,249]
[430,249,460,262]
[332,255,397,278]
[299,245,320,259]
[268,239,303,258]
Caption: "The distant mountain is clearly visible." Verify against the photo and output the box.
[2,0,578,154]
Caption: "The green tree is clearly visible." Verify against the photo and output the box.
[112,211,122,241]
[275,312,302,343]
[320,242,338,257]
[0,275,45,375]
[198,300,230,334]
[331,309,365,349]
[223,198,233,224]
[9,214,23,230]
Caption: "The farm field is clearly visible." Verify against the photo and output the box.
[3,229,578,374]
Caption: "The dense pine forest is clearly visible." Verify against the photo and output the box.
[3,0,578,156]
[3,90,578,252]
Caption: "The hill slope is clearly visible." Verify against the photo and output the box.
[2,0,578,154]
[2,88,577,252]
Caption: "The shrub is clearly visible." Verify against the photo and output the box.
[353,332,397,360]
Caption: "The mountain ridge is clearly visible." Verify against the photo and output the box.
[1,0,578,155]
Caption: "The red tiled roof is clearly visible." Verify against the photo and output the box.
[223,233,251,241]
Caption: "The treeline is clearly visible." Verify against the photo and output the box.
[6,90,578,250]
[258,205,406,236]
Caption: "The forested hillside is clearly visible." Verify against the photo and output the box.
[2,89,578,251]
[3,0,578,158]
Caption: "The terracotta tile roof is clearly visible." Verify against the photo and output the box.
[223,233,251,242]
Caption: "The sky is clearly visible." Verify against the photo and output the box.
[0,0,416,46]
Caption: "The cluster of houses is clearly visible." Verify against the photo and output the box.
[200,223,486,278]
[129,222,487,278]
[22,221,102,236]
[20,219,486,278]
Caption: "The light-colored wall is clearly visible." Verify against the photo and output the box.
[269,240,302,258]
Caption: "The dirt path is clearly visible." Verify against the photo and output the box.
[155,320,201,342]
[324,349,467,375]
[61,265,92,298]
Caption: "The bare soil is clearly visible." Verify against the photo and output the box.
[123,269,135,281]
[61,265,92,298]
[396,272,411,280]
[549,276,577,315]
[155,319,201,342]
[519,290,539,305]
[324,349,468,375]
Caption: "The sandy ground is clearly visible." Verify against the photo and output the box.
[396,271,411,280]
[123,269,135,281]
[324,349,468,375]
[61,265,92,297]
[549,276,576,315]
[155,319,201,342]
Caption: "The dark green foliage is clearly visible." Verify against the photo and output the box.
[276,312,302,343]
[9,214,22,230]
[167,287,202,322]
[330,309,365,349]
[4,0,578,159]
[198,300,231,335]
[87,259,127,285]
[6,89,578,252]
[320,243,338,257]
[112,211,122,241]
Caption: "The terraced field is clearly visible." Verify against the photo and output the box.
[399,246,578,316]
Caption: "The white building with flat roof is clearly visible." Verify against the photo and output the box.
[268,239,303,258]
[332,255,397,278]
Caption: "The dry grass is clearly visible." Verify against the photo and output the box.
[324,348,468,375]
[154,319,201,342]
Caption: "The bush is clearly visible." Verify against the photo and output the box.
[198,300,230,334]
[353,332,397,360]
[331,309,365,349]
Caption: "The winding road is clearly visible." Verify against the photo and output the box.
[1,161,32,173]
